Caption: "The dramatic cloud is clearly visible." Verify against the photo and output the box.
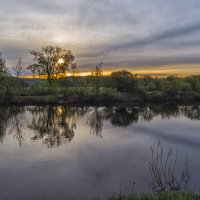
[1,0,200,74]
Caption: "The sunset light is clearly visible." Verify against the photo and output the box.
[57,58,64,64]
[1,1,200,199]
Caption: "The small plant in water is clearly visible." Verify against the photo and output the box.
[149,141,191,193]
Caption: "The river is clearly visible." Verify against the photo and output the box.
[0,104,200,199]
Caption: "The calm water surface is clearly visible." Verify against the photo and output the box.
[0,104,200,199]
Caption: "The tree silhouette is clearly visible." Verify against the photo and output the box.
[12,57,24,77]
[87,107,105,137]
[111,70,137,92]
[0,53,10,83]
[27,106,87,147]
[0,106,25,146]
[90,62,103,96]
[27,46,76,85]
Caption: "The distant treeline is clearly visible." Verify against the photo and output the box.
[1,46,200,103]
[1,70,200,103]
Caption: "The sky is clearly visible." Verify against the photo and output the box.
[1,0,200,76]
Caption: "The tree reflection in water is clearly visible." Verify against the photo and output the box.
[181,105,200,120]
[0,106,9,142]
[0,106,25,147]
[87,107,105,137]
[9,106,25,147]
[27,106,88,147]
[1,104,200,147]
[148,104,180,120]
[105,107,140,127]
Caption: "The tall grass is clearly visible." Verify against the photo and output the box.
[110,192,200,200]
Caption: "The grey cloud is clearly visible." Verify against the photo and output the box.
[78,55,200,69]
[79,22,200,58]
[75,0,139,28]
[1,0,60,13]
[1,0,200,70]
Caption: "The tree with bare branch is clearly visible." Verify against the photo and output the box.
[91,62,103,95]
[149,141,190,193]
[12,57,24,77]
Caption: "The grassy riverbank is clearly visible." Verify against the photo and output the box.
[0,89,200,105]
[109,192,200,200]
[34,192,200,200]
[1,72,200,105]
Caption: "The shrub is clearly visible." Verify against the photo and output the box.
[111,70,138,92]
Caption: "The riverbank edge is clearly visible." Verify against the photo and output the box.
[109,192,200,200]
[0,93,200,106]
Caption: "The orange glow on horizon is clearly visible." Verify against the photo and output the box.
[21,64,200,79]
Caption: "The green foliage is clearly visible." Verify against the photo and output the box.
[110,192,200,200]
[28,82,65,96]
[186,76,200,92]
[0,53,10,82]
[2,63,200,103]
[159,76,180,97]
[0,53,29,97]
[180,82,191,92]
[27,45,76,85]
[0,53,13,95]
[111,70,137,92]
[90,62,103,95]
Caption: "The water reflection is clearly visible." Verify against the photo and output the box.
[181,105,200,120]
[87,107,105,137]
[105,107,139,126]
[0,106,9,141]
[27,106,88,147]
[9,106,25,147]
[0,106,25,146]
[0,104,200,147]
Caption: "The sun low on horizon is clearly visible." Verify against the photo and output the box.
[1,0,200,76]
[2,1,200,200]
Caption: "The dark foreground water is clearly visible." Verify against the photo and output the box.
[0,104,200,199]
